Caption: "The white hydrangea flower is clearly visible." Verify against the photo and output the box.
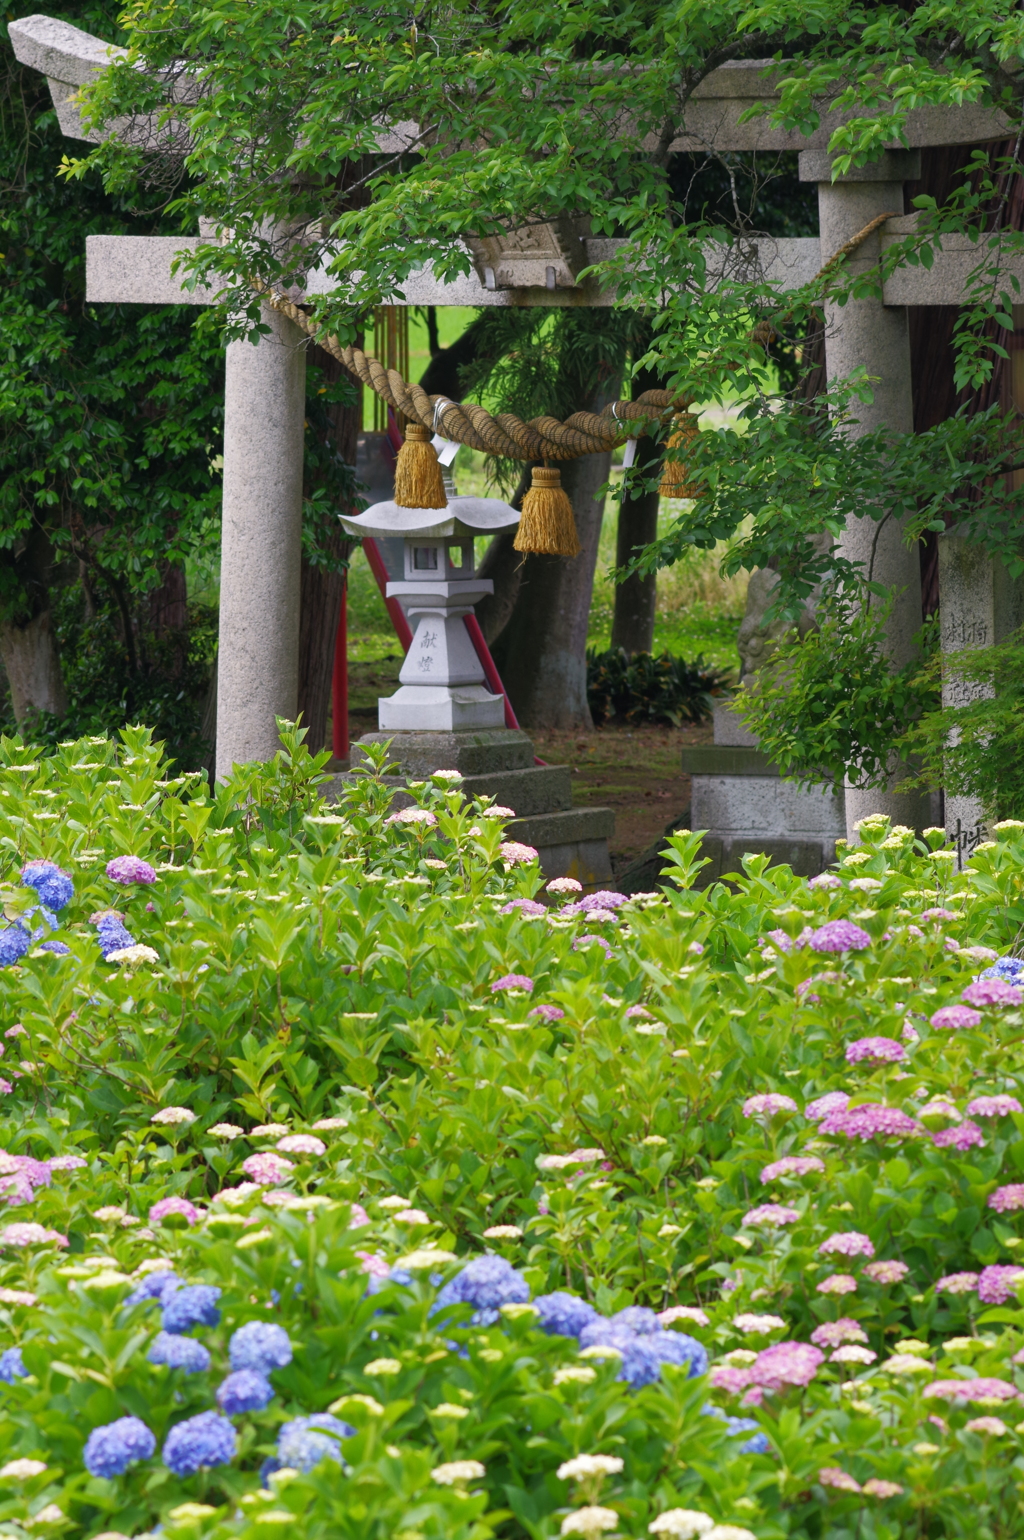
[557,1455,624,1481]
[648,1512,715,1539]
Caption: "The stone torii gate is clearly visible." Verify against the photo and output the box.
[11,14,1024,848]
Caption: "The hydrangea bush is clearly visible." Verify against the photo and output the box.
[2,726,1024,1539]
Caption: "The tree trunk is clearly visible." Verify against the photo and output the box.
[489,449,615,729]
[610,475,659,655]
[0,522,67,725]
[149,559,189,676]
[474,463,532,644]
[296,342,361,755]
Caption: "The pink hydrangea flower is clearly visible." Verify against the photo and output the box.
[809,921,872,953]
[580,892,629,911]
[148,1196,201,1226]
[491,974,534,993]
[933,1120,985,1151]
[573,933,613,955]
[499,899,547,917]
[743,1204,800,1227]
[356,1250,390,1278]
[819,1468,861,1492]
[930,1005,983,1031]
[386,808,437,827]
[764,928,812,953]
[863,1479,903,1498]
[240,1152,294,1186]
[106,855,157,884]
[810,1319,867,1348]
[349,1203,370,1228]
[845,1037,905,1064]
[977,1265,1024,1305]
[962,979,1024,1008]
[964,1416,1008,1436]
[819,1232,875,1258]
[808,873,842,890]
[987,1185,1024,1213]
[760,1156,825,1183]
[817,1274,858,1295]
[48,1155,87,1171]
[499,841,539,866]
[924,1377,1019,1403]
[709,1365,752,1393]
[749,1340,824,1390]
[530,1004,565,1021]
[546,878,582,895]
[820,1103,920,1141]
[659,1305,710,1328]
[966,1095,1023,1118]
[805,1091,850,1121]
[742,1093,798,1118]
[276,1135,326,1157]
[863,1260,910,1284]
[935,1272,979,1295]
[0,1223,67,1247]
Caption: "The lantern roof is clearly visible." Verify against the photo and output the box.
[339,496,520,541]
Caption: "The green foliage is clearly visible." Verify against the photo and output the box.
[586,647,732,727]
[733,588,940,789]
[899,633,1024,820]
[2,738,1024,1538]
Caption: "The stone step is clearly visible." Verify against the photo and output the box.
[461,764,572,816]
[353,728,535,776]
[507,806,616,892]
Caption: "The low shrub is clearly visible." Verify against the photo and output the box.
[586,648,732,727]
[0,730,1022,1540]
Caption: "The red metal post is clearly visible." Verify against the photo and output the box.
[331,578,349,760]
[362,536,414,651]
[463,614,520,730]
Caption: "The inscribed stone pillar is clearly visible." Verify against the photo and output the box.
[804,150,931,838]
[216,304,306,778]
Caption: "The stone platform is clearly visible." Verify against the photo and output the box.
[331,729,615,891]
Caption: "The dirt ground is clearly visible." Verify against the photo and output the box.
[338,656,713,871]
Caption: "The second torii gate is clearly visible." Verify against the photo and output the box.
[10,14,1024,843]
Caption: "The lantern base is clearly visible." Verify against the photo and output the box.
[377,684,506,732]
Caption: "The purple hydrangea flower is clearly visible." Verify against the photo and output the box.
[760,1156,825,1183]
[573,934,614,956]
[988,1184,1024,1212]
[0,1347,26,1382]
[106,856,157,885]
[819,1103,920,1141]
[162,1411,237,1476]
[490,974,534,993]
[434,1255,530,1326]
[819,1232,874,1258]
[579,891,629,910]
[0,929,30,968]
[930,1005,983,1031]
[924,1376,1018,1403]
[147,1332,211,1373]
[149,1197,201,1227]
[845,1037,906,1064]
[161,1284,221,1334]
[966,1095,1023,1118]
[933,1120,985,1151]
[862,1260,910,1284]
[216,1370,274,1414]
[84,1416,156,1478]
[229,1321,292,1374]
[808,874,842,889]
[805,1091,850,1121]
[742,1093,798,1118]
[935,1272,979,1295]
[276,1414,354,1472]
[962,979,1024,1008]
[20,862,74,912]
[498,899,547,918]
[809,921,871,953]
[534,1291,600,1338]
[48,1154,86,1171]
[749,1340,824,1391]
[809,1320,866,1347]
[530,1004,565,1021]
[977,1265,1024,1305]
[743,1204,800,1227]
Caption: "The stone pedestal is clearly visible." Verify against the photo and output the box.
[339,728,616,891]
[681,701,845,883]
[939,531,1024,859]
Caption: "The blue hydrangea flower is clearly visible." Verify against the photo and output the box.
[982,956,1024,982]
[0,1347,26,1383]
[125,1271,181,1310]
[577,1320,664,1388]
[0,928,30,968]
[276,1414,354,1473]
[161,1284,221,1334]
[216,1370,275,1414]
[611,1306,661,1335]
[96,922,136,959]
[228,1321,292,1374]
[162,1411,237,1476]
[725,1415,769,1454]
[21,862,74,912]
[148,1331,211,1373]
[38,940,71,956]
[649,1332,708,1376]
[433,1255,530,1326]
[84,1415,156,1478]
[534,1292,600,1338]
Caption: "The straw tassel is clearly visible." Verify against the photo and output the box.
[514,466,580,557]
[394,423,447,509]
[658,411,701,499]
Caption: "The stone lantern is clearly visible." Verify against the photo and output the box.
[339,495,520,731]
